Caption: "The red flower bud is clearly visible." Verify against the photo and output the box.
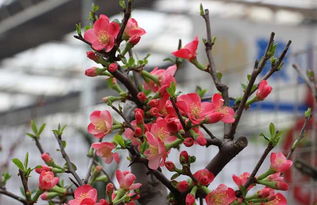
[134,108,144,124]
[149,107,159,117]
[108,63,118,72]
[276,181,288,191]
[148,99,159,107]
[185,193,195,205]
[106,183,114,194]
[86,51,98,61]
[180,151,189,164]
[184,138,194,147]
[134,127,143,136]
[41,153,53,164]
[40,192,48,200]
[165,161,176,171]
[137,92,147,102]
[177,181,189,192]
[256,80,272,100]
[193,169,214,186]
[35,165,51,174]
[129,36,141,45]
[85,67,98,77]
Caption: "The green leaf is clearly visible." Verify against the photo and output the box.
[305,108,312,118]
[196,86,207,98]
[167,82,176,97]
[119,0,126,9]
[38,123,46,136]
[75,23,82,36]
[307,70,314,79]
[128,57,135,66]
[216,72,223,81]
[140,141,149,154]
[200,3,204,16]
[26,133,37,139]
[12,158,24,171]
[24,153,29,169]
[61,140,67,148]
[247,74,251,81]
[113,135,125,147]
[269,123,275,137]
[171,173,180,180]
[31,120,38,135]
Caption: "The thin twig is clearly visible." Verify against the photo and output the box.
[109,104,135,131]
[18,170,31,203]
[287,114,311,159]
[170,97,187,132]
[0,188,27,204]
[34,138,44,154]
[84,138,102,184]
[243,143,274,190]
[54,134,83,186]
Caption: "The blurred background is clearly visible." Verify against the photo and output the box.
[0,0,316,204]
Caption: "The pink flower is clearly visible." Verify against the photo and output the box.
[193,169,214,186]
[150,117,177,144]
[267,173,289,191]
[205,184,236,205]
[85,67,98,77]
[179,150,189,164]
[257,187,275,199]
[144,65,177,95]
[176,93,207,124]
[39,171,59,190]
[177,181,189,192]
[186,193,195,205]
[256,80,272,100]
[172,37,198,60]
[88,110,113,138]
[116,170,142,190]
[206,93,235,124]
[124,18,146,43]
[270,152,293,172]
[166,116,183,134]
[68,185,97,205]
[35,165,51,174]
[84,14,120,52]
[144,131,167,169]
[91,142,120,164]
[262,193,287,205]
[232,172,252,189]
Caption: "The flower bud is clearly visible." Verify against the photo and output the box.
[85,67,98,77]
[86,51,98,61]
[185,193,195,205]
[148,99,159,107]
[184,138,194,147]
[35,165,51,174]
[257,187,274,198]
[41,153,53,164]
[129,36,141,45]
[108,63,118,72]
[177,180,189,192]
[193,169,214,186]
[40,192,48,200]
[106,183,114,194]
[256,80,272,100]
[165,161,176,171]
[134,108,144,124]
[137,92,147,102]
[179,151,189,164]
[134,127,143,136]
[149,107,159,117]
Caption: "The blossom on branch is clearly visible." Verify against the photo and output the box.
[256,80,272,101]
[88,110,113,138]
[116,170,142,191]
[193,169,214,186]
[144,131,167,169]
[38,171,59,191]
[205,184,236,205]
[124,18,146,44]
[270,152,293,173]
[91,142,120,164]
[84,14,120,52]
[68,185,98,205]
[172,37,198,60]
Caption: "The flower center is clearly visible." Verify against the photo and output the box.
[190,104,201,118]
[95,120,106,131]
[98,32,109,44]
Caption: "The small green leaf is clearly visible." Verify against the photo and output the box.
[113,135,125,147]
[196,86,207,98]
[200,3,205,16]
[26,133,37,139]
[61,140,67,148]
[247,74,251,81]
[24,153,29,169]
[171,173,180,180]
[75,23,82,36]
[269,123,275,137]
[305,108,312,118]
[307,70,314,79]
[31,120,38,135]
[119,0,126,9]
[12,158,24,171]
[38,123,46,136]
[167,82,176,97]
[216,72,223,81]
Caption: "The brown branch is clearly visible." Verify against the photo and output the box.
[206,136,248,175]
[0,187,27,204]
[54,134,83,186]
[225,33,277,140]
[201,9,229,105]
[243,143,274,190]
[109,103,135,131]
[18,170,31,204]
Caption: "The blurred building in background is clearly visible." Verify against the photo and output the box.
[0,0,316,204]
